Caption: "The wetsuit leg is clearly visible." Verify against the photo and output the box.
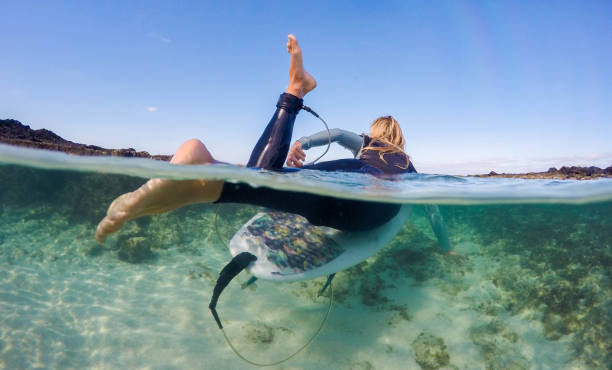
[216,182,399,231]
[246,93,303,170]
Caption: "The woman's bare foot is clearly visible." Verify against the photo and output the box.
[95,139,224,244]
[285,34,317,98]
[95,178,223,244]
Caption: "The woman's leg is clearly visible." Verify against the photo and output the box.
[95,35,316,244]
[216,182,400,231]
[285,34,317,99]
[247,35,316,170]
[95,139,224,243]
[246,93,303,170]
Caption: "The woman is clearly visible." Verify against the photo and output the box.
[286,117,452,253]
[287,115,416,175]
[95,35,451,253]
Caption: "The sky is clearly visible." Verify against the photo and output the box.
[1,0,611,175]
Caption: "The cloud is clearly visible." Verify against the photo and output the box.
[147,106,158,112]
[148,32,171,43]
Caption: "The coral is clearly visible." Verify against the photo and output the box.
[451,202,612,368]
[468,320,527,370]
[0,165,145,224]
[411,332,450,370]
[187,262,218,283]
[359,273,390,307]
[116,236,155,263]
[386,304,412,327]
[242,321,275,344]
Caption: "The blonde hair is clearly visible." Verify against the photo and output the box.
[362,115,410,169]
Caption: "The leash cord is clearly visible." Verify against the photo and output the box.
[212,205,334,367]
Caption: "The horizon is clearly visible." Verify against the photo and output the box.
[2,1,611,175]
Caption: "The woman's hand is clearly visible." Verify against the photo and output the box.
[286,141,306,167]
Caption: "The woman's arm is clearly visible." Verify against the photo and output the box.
[298,128,363,156]
[287,128,363,167]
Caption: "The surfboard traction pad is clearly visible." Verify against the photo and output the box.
[242,212,346,274]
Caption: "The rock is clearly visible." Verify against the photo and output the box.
[1,119,171,160]
[242,321,275,344]
[469,321,528,369]
[117,237,155,263]
[411,332,450,370]
[359,274,390,306]
[558,166,571,174]
[472,164,611,180]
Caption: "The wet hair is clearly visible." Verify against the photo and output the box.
[362,115,410,169]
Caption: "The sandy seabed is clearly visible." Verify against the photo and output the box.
[1,197,610,369]
[0,165,610,369]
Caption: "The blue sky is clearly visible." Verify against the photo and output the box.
[1,1,611,174]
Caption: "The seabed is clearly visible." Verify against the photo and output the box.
[0,164,610,369]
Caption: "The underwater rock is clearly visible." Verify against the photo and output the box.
[468,320,527,370]
[187,262,217,283]
[386,304,412,327]
[116,237,155,263]
[569,284,612,368]
[411,332,450,370]
[60,173,146,223]
[84,243,105,257]
[242,321,275,344]
[464,202,612,367]
[390,247,434,282]
[0,165,146,223]
[359,273,390,307]
[144,214,185,250]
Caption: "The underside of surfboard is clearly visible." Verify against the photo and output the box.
[228,205,411,282]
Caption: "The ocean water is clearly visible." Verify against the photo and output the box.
[0,144,611,369]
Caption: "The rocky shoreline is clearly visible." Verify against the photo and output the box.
[472,166,612,180]
[2,118,610,179]
[0,119,171,161]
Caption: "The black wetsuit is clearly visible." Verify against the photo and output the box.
[215,93,412,231]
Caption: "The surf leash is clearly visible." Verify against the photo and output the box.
[216,282,333,367]
[213,204,230,246]
[301,105,331,165]
[210,210,335,367]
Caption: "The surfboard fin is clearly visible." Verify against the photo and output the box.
[209,252,257,329]
[241,276,258,289]
[318,273,336,297]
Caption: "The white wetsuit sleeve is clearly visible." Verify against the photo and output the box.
[423,204,452,253]
[297,129,363,157]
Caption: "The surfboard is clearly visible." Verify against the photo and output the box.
[228,205,411,282]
